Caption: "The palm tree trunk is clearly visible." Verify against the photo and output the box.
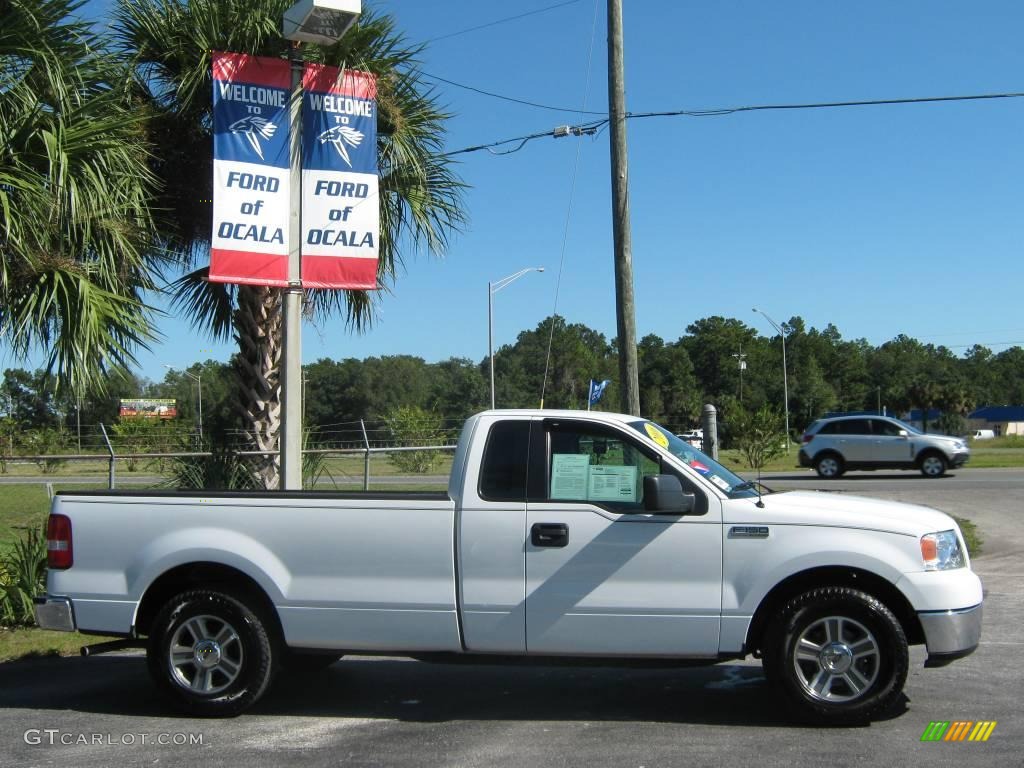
[234,285,282,489]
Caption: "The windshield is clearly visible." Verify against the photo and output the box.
[627,420,760,499]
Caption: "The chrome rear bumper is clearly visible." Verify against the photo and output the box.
[33,595,76,633]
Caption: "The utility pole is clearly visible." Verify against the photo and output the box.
[607,0,640,416]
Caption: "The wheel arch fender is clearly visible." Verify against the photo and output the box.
[916,448,946,466]
[743,566,924,657]
[127,529,290,640]
[812,449,844,466]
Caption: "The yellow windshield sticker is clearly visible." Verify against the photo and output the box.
[644,423,669,448]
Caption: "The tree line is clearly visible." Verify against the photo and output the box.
[5,314,1021,448]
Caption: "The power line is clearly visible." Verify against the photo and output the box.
[443,90,1024,157]
[628,90,1024,120]
[420,70,607,115]
[443,121,605,157]
[424,0,584,43]
[541,0,602,408]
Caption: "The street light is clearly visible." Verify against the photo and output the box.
[731,349,747,403]
[283,0,360,44]
[280,0,361,489]
[752,307,791,453]
[164,365,203,446]
[488,267,544,409]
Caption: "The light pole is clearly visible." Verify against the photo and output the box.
[164,365,203,446]
[488,267,544,409]
[731,349,747,404]
[280,0,362,490]
[752,307,791,453]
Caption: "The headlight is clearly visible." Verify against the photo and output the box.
[920,530,965,570]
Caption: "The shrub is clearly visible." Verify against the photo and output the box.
[0,524,48,626]
[163,447,262,491]
[728,405,786,470]
[19,428,70,473]
[385,406,447,474]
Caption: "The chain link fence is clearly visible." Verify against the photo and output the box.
[0,418,459,490]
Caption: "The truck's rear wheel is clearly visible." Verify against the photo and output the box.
[762,587,908,722]
[147,589,276,717]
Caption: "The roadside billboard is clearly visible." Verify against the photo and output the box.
[119,399,177,420]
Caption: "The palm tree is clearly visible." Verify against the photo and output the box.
[1,0,163,395]
[114,0,465,487]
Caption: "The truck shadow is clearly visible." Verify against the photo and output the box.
[0,654,908,728]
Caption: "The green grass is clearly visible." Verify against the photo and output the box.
[963,435,1024,468]
[718,447,801,473]
[0,627,120,662]
[0,457,113,477]
[954,516,982,558]
[0,485,52,553]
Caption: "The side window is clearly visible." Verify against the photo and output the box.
[840,419,871,435]
[479,420,530,501]
[818,421,839,435]
[872,420,902,437]
[546,424,659,509]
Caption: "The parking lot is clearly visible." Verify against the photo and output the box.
[1,469,1020,768]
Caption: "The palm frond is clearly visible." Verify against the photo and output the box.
[169,267,237,342]
[2,0,163,395]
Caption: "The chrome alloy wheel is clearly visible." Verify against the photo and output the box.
[817,457,841,478]
[792,616,880,703]
[168,614,244,694]
[921,455,946,477]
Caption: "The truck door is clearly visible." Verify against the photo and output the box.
[457,419,530,652]
[525,418,723,657]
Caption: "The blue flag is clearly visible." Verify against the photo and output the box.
[589,379,610,406]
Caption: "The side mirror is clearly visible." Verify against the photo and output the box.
[898,429,908,438]
[643,474,695,514]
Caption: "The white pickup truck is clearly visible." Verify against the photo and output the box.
[35,409,982,721]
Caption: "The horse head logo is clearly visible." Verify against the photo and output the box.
[318,124,364,168]
[228,116,278,160]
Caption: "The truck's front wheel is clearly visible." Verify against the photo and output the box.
[147,589,276,717]
[763,587,908,722]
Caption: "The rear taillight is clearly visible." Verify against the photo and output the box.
[46,514,73,569]
[801,434,813,443]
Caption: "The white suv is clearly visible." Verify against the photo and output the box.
[799,415,970,478]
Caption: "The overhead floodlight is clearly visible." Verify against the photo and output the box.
[283,0,361,45]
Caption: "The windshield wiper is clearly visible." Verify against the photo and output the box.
[733,480,773,494]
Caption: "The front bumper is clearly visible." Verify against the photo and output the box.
[33,595,77,633]
[949,450,970,469]
[919,603,982,667]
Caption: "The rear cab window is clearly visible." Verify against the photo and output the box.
[478,420,530,501]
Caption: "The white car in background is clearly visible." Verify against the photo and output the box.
[799,415,970,478]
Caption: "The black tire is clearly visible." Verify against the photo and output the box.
[814,453,845,479]
[147,589,276,717]
[762,587,908,722]
[919,452,947,478]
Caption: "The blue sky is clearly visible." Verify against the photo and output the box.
[10,1,1024,383]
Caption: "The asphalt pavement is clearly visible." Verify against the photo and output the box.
[1,467,1020,768]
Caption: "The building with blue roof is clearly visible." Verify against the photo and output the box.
[967,406,1024,437]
